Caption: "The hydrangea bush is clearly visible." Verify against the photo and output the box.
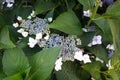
[0,0,120,80]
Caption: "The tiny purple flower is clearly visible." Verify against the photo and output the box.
[103,0,114,5]
[108,50,114,58]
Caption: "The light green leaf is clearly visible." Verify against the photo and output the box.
[78,0,95,10]
[82,61,102,80]
[55,61,80,80]
[107,19,120,67]
[2,47,30,76]
[108,70,119,80]
[48,10,83,35]
[28,46,63,80]
[3,73,23,80]
[0,27,15,49]
[35,1,56,14]
[104,0,120,17]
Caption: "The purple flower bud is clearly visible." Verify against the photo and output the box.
[108,50,114,58]
[103,0,114,5]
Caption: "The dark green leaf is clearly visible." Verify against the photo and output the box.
[78,0,95,10]
[28,46,63,80]
[35,1,56,14]
[48,10,83,35]
[82,61,102,80]
[55,61,80,80]
[104,0,120,17]
[2,47,30,76]
[88,45,108,63]
[94,19,113,43]
[0,27,15,49]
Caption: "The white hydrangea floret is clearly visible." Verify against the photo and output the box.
[21,31,28,37]
[106,44,114,50]
[82,54,91,64]
[27,16,32,19]
[17,16,22,21]
[36,32,42,40]
[13,22,19,28]
[17,28,24,33]
[48,17,53,22]
[74,49,84,61]
[91,35,102,45]
[7,3,13,8]
[28,37,38,48]
[30,10,35,17]
[44,34,49,40]
[83,10,91,17]
[55,57,63,71]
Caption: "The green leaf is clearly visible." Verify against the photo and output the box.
[107,18,120,67]
[48,10,83,35]
[3,73,23,80]
[82,61,102,80]
[80,32,95,47]
[108,70,119,80]
[94,19,113,43]
[2,47,30,76]
[28,46,63,80]
[78,0,95,10]
[88,45,108,63]
[107,19,120,54]
[0,13,7,28]
[35,1,56,14]
[55,61,80,80]
[0,27,15,49]
[0,72,6,80]
[104,0,120,17]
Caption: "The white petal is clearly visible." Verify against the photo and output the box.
[7,3,13,8]
[44,34,49,40]
[21,31,28,37]
[55,57,62,71]
[48,17,53,22]
[17,28,24,33]
[36,33,42,40]
[27,16,32,19]
[28,37,38,48]
[74,50,83,61]
[55,64,62,71]
[96,57,103,63]
[17,16,22,21]
[106,44,114,50]
[13,23,19,28]
[82,28,88,32]
[92,40,98,45]
[83,54,91,64]
[30,10,35,17]
[83,10,91,17]
[88,43,92,47]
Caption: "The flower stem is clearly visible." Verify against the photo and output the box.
[86,0,100,28]
[65,0,69,10]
